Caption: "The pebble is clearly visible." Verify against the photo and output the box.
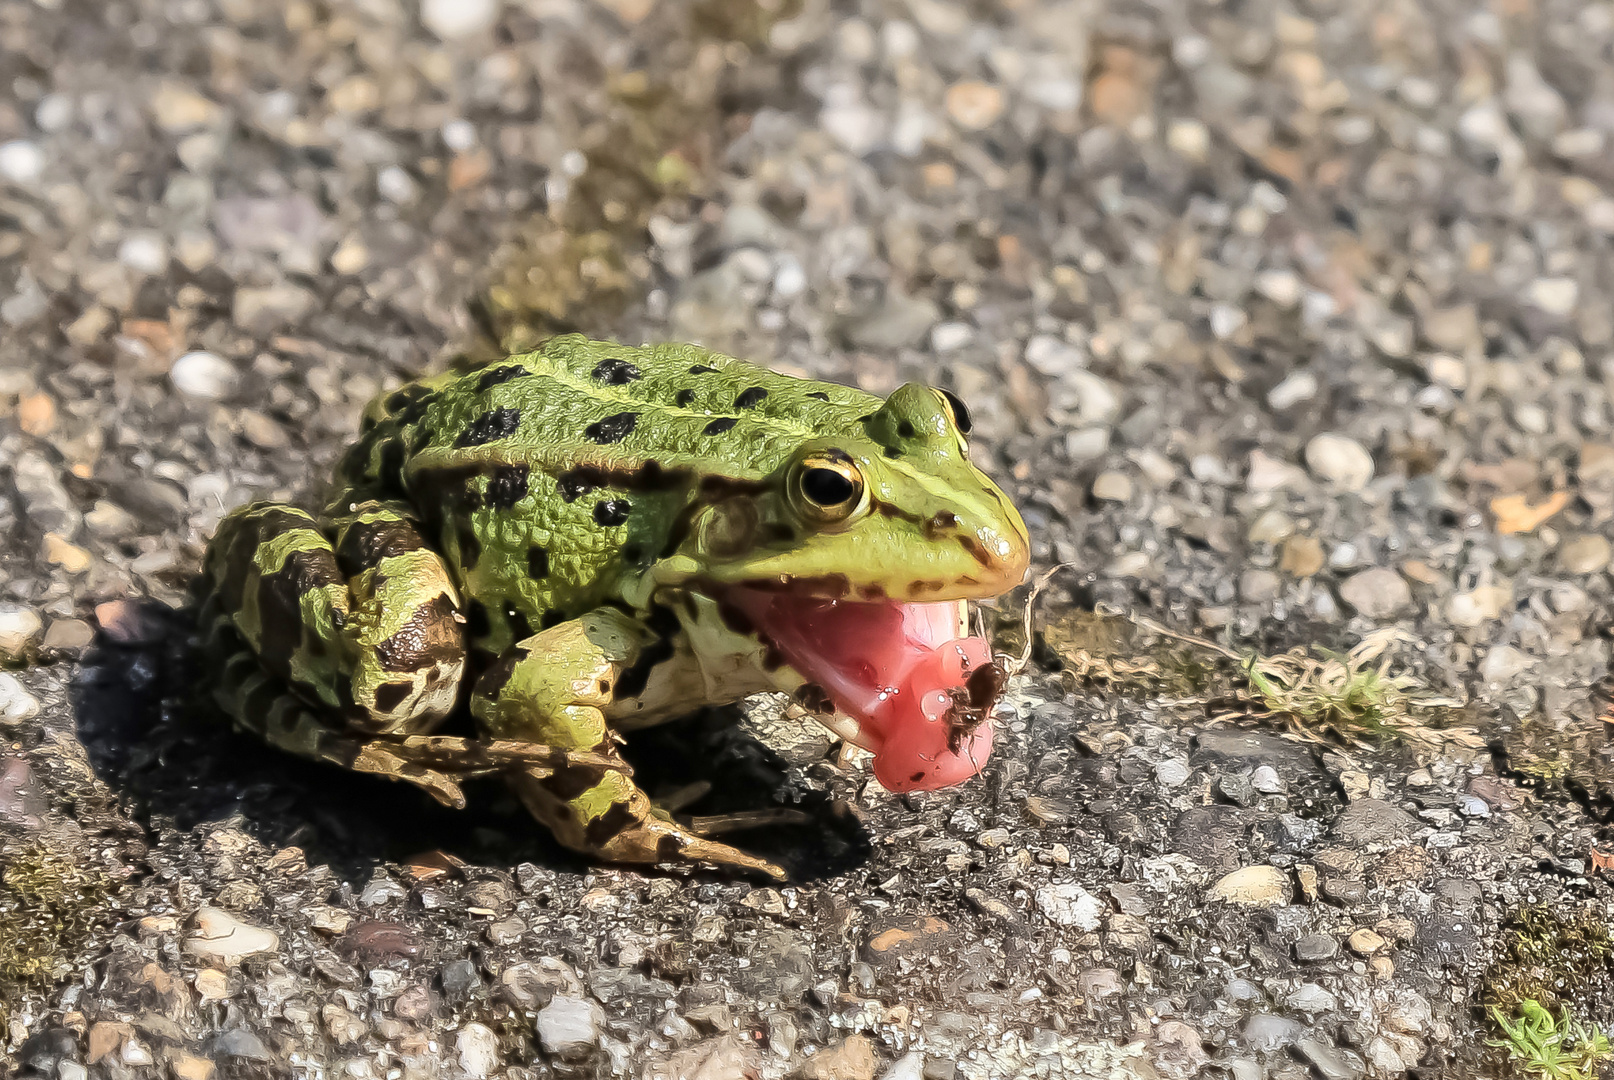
[1348,928,1387,955]
[1337,568,1412,618]
[1062,370,1122,426]
[1092,472,1133,503]
[1024,335,1084,376]
[421,0,501,38]
[880,1052,925,1080]
[1207,866,1289,907]
[43,535,92,575]
[1034,883,1105,929]
[1287,983,1339,1012]
[945,82,1005,129]
[1560,534,1611,574]
[184,908,279,967]
[170,351,240,400]
[1154,758,1191,787]
[43,617,94,648]
[1304,434,1375,491]
[0,140,45,184]
[802,1035,877,1080]
[1298,1038,1364,1080]
[194,968,230,1002]
[1526,276,1578,315]
[169,1055,215,1080]
[1266,368,1316,407]
[117,232,168,274]
[1242,1012,1307,1052]
[1166,119,1210,161]
[457,1023,500,1077]
[210,1028,272,1062]
[336,920,421,960]
[233,284,316,334]
[1084,962,1123,1000]
[0,606,44,663]
[536,995,604,1057]
[1293,933,1339,961]
[1331,799,1418,847]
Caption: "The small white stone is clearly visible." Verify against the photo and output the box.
[761,258,802,304]
[1527,277,1578,316]
[1208,865,1289,907]
[1246,450,1308,493]
[456,1023,500,1078]
[1166,119,1210,161]
[0,605,44,663]
[170,351,239,401]
[930,321,973,352]
[1304,433,1375,491]
[1062,370,1121,426]
[1035,883,1105,929]
[0,672,41,723]
[0,141,45,184]
[1554,128,1605,158]
[1024,334,1085,376]
[442,118,478,152]
[1425,354,1467,390]
[421,0,501,38]
[1255,270,1302,308]
[1210,304,1247,339]
[879,1051,925,1080]
[118,232,168,275]
[1267,370,1317,410]
[184,907,279,966]
[1092,471,1133,503]
[1481,644,1531,684]
[1338,568,1411,619]
[536,995,604,1057]
[1155,758,1191,788]
[1065,427,1110,460]
[377,166,418,205]
[35,94,72,133]
[1251,766,1286,794]
[1560,534,1612,574]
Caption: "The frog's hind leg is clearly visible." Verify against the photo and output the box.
[198,499,467,751]
[472,608,787,881]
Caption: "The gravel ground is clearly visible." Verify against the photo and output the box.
[4,0,1614,1077]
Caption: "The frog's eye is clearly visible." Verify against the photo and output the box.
[790,452,867,527]
[937,388,972,438]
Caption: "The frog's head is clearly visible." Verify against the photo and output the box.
[663,383,1030,792]
[689,383,1028,599]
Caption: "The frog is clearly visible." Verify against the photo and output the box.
[196,334,1029,879]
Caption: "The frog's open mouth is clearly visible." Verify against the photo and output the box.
[722,587,1001,792]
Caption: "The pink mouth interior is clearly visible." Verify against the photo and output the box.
[726,588,997,792]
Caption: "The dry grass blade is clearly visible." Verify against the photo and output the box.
[1003,570,1475,751]
[1231,627,1471,751]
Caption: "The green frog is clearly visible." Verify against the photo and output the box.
[197,335,1029,878]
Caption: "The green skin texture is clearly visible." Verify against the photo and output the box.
[198,335,1029,878]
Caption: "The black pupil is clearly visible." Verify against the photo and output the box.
[940,388,972,435]
[802,467,855,507]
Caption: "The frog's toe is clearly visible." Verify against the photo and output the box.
[595,800,787,880]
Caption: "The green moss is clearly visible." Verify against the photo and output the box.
[1488,1000,1614,1080]
[0,844,113,1027]
[1484,905,1614,1025]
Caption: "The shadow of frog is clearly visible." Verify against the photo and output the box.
[72,598,870,887]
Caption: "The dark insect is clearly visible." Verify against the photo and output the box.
[942,659,1007,753]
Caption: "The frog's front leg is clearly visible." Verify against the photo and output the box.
[472,607,786,880]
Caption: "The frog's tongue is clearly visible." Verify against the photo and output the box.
[724,588,997,792]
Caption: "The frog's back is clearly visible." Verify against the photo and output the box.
[333,335,882,657]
